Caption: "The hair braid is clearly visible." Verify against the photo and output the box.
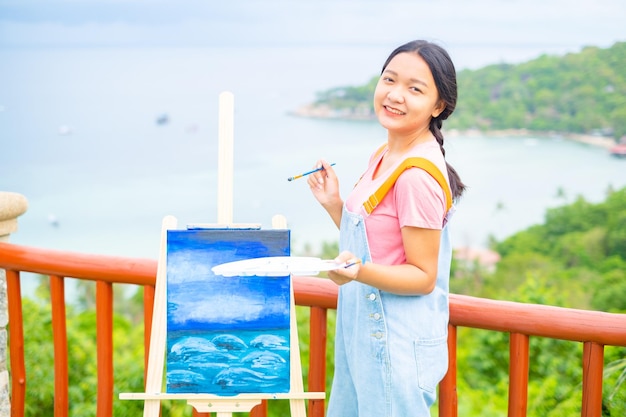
[430,118,466,200]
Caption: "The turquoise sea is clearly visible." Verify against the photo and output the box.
[166,328,291,395]
[2,45,625,261]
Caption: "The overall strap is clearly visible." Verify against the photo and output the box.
[362,157,453,215]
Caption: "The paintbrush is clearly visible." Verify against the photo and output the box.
[343,259,362,268]
[287,163,336,181]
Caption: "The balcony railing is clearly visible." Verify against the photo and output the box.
[0,241,625,417]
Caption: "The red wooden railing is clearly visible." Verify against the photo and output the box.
[1,241,625,417]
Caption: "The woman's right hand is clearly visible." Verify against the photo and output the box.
[307,159,343,228]
[307,159,340,207]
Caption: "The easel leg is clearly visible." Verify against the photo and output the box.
[272,215,308,417]
[289,280,307,417]
[143,216,178,417]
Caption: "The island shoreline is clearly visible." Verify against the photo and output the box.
[289,106,618,150]
[289,107,618,150]
[446,128,617,150]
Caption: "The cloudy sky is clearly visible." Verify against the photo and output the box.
[1,0,624,68]
[165,230,291,331]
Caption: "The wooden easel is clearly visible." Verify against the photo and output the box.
[120,92,324,416]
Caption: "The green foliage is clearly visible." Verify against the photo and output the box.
[454,42,626,138]
[493,188,626,305]
[309,42,626,139]
[18,298,55,416]
[591,257,626,312]
[314,76,377,114]
[15,298,100,417]
[604,351,626,411]
[450,186,626,416]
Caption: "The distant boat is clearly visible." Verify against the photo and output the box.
[58,125,73,135]
[48,214,60,227]
[156,114,169,125]
[609,143,626,158]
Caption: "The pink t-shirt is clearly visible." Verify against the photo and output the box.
[345,140,449,266]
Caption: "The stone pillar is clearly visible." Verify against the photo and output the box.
[0,192,28,417]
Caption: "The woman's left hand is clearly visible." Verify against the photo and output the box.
[327,251,361,286]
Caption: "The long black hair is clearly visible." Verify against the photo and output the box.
[382,40,466,200]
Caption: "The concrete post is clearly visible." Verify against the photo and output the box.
[0,192,28,417]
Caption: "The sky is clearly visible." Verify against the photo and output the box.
[1,0,625,69]
[166,230,290,330]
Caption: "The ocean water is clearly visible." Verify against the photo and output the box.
[2,46,625,261]
[167,329,291,395]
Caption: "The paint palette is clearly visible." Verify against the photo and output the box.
[211,256,343,277]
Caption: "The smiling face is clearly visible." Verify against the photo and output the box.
[373,52,445,140]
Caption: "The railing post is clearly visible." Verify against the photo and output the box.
[439,324,458,417]
[508,332,530,417]
[0,191,29,417]
[582,341,604,417]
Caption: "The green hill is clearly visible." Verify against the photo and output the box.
[298,42,626,140]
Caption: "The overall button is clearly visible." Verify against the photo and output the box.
[353,218,360,226]
[368,293,376,301]
[373,313,381,320]
[371,332,384,339]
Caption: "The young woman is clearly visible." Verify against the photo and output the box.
[306,40,466,416]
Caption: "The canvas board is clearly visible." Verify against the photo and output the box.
[165,228,291,395]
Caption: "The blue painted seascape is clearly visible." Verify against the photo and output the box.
[166,229,291,395]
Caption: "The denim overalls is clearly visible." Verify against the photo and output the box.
[326,202,453,417]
